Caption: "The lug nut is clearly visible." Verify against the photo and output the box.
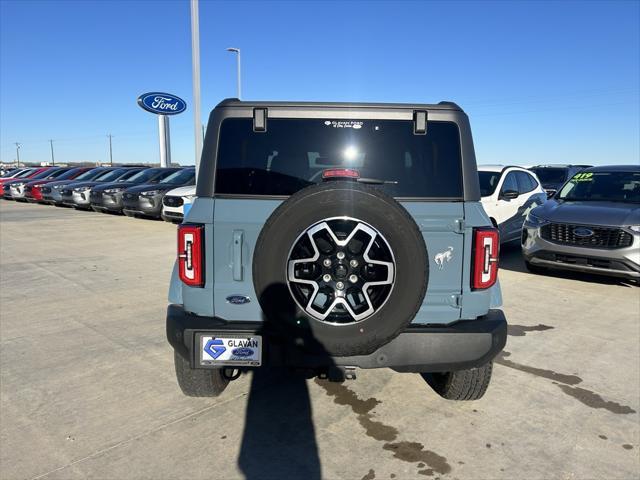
[336,281,345,290]
[350,259,359,268]
[336,251,345,260]
[323,258,332,267]
[349,274,358,284]
[322,274,331,282]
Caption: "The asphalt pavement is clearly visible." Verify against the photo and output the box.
[1,201,638,480]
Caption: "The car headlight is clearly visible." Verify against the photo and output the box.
[628,226,640,233]
[73,186,91,192]
[525,212,548,227]
[12,182,25,187]
[104,188,124,193]
[33,184,45,188]
[53,185,63,189]
[140,190,160,196]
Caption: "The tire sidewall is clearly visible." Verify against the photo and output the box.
[253,182,429,356]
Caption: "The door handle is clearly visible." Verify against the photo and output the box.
[232,230,243,281]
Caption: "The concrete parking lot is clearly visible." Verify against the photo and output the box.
[1,200,638,480]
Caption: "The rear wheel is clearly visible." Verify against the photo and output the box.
[253,182,428,357]
[422,362,493,401]
[173,351,229,397]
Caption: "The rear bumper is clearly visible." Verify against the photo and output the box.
[166,304,507,372]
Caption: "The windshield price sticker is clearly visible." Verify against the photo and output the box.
[573,172,594,182]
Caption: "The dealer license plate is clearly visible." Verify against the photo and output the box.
[199,335,262,367]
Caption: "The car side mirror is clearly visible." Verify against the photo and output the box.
[501,189,519,200]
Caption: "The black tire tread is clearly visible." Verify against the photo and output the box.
[173,351,229,397]
[253,182,428,357]
[426,362,493,401]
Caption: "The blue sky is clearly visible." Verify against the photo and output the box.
[1,0,638,167]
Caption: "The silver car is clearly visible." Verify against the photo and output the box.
[522,165,639,280]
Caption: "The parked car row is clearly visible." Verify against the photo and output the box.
[478,164,639,282]
[0,165,195,221]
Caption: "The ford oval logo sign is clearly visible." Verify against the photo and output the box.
[232,347,254,358]
[574,227,594,238]
[226,295,251,305]
[137,92,186,115]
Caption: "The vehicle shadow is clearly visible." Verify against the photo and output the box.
[499,238,636,287]
[238,283,335,480]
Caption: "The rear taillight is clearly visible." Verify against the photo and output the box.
[472,228,499,290]
[178,224,204,287]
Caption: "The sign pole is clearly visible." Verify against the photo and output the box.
[190,0,202,177]
[158,115,171,167]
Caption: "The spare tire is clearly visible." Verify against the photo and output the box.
[253,182,428,356]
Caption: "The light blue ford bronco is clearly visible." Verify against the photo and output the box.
[167,99,507,400]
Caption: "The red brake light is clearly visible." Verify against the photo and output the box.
[322,168,360,180]
[178,224,204,287]
[472,228,499,290]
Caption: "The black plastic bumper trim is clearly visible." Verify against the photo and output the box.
[166,305,507,372]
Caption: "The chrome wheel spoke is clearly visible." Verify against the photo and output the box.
[287,217,396,325]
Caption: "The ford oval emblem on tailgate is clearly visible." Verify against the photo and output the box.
[226,295,251,305]
[574,227,594,238]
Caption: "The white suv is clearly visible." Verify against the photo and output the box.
[478,165,547,243]
[161,185,196,223]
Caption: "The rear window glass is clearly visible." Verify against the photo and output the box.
[214,118,463,198]
[530,168,567,185]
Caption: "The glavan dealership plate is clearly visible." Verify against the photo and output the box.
[199,335,262,367]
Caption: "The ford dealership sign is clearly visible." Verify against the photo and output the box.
[137,92,186,115]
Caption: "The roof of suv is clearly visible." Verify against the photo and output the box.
[582,165,640,173]
[216,98,463,111]
[477,165,526,173]
[531,164,592,168]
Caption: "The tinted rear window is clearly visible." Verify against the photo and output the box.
[530,168,567,185]
[215,118,463,198]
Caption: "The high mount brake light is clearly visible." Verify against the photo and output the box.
[178,224,204,287]
[322,168,360,180]
[472,228,499,290]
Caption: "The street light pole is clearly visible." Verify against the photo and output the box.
[49,139,55,166]
[190,0,203,174]
[14,142,21,167]
[107,134,113,166]
[226,47,241,99]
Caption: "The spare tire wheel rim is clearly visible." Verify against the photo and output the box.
[286,216,396,325]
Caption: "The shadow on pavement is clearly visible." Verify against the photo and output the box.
[238,283,336,480]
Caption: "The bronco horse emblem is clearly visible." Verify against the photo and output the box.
[434,246,454,270]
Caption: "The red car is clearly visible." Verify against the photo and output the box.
[24,167,92,203]
[2,167,54,200]
[0,168,37,186]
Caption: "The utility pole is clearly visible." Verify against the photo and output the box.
[14,143,21,167]
[49,139,55,166]
[190,0,203,174]
[107,134,113,166]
